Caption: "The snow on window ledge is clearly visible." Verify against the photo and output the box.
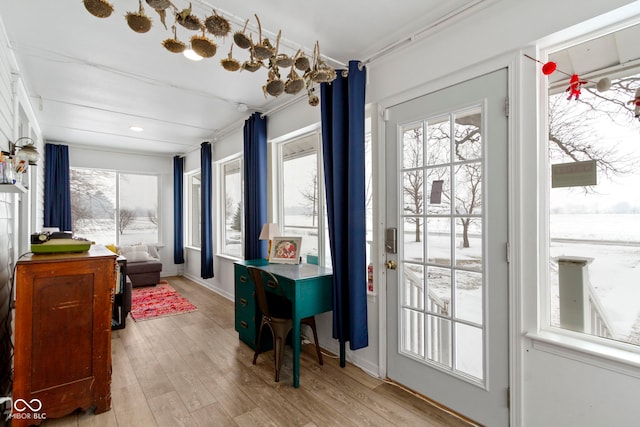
[526,330,640,378]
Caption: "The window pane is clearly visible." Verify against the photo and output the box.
[402,123,423,169]
[426,217,451,267]
[403,263,424,310]
[119,173,159,245]
[453,108,482,161]
[222,160,242,257]
[426,116,450,166]
[426,314,451,367]
[548,67,640,346]
[282,137,318,261]
[427,266,451,317]
[70,168,116,244]
[402,308,425,358]
[189,173,201,248]
[454,323,483,380]
[70,169,159,246]
[455,270,483,325]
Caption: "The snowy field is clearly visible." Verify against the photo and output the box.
[550,213,640,342]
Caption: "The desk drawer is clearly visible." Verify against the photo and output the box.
[234,262,273,351]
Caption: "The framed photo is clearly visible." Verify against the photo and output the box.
[269,236,302,264]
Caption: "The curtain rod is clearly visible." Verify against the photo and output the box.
[360,0,487,68]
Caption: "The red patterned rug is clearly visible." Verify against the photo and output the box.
[130,280,197,321]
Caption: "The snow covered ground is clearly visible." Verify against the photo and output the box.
[550,213,640,342]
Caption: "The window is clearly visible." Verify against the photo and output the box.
[220,158,243,257]
[276,122,374,272]
[545,28,640,348]
[187,172,201,248]
[70,168,159,245]
[278,132,327,265]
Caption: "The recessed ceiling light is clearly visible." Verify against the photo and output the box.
[129,126,144,132]
[183,48,203,61]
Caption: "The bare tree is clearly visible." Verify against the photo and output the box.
[225,195,234,219]
[299,169,319,227]
[70,169,114,231]
[147,207,158,226]
[403,127,424,242]
[549,76,640,180]
[119,209,135,235]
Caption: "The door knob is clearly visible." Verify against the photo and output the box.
[385,260,397,270]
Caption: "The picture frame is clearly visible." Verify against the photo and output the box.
[269,236,302,264]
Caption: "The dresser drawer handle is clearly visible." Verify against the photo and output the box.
[240,320,248,329]
[267,280,277,289]
[240,276,247,283]
[240,298,247,306]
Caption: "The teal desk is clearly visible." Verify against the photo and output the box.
[234,259,333,388]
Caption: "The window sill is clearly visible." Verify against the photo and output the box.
[526,330,640,378]
[216,253,242,263]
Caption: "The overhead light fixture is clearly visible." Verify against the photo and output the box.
[183,48,203,61]
[129,125,144,132]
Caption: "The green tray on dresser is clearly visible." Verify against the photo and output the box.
[31,239,92,254]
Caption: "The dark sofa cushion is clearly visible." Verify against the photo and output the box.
[127,260,162,275]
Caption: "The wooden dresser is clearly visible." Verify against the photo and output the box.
[13,246,116,425]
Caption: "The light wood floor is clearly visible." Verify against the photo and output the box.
[42,276,478,427]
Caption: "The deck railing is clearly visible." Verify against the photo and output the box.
[555,256,614,339]
[404,267,451,364]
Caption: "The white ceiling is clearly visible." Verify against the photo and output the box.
[0,0,485,156]
[547,23,640,92]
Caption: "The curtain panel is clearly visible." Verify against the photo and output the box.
[243,112,268,260]
[43,143,72,232]
[320,60,369,355]
[200,142,214,278]
[173,156,185,264]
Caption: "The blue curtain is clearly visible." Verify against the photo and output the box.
[200,142,214,278]
[243,112,268,260]
[321,60,368,353]
[173,156,185,264]
[44,143,72,231]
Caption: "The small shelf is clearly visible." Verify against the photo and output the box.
[0,183,27,193]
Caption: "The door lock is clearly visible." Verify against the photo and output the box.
[385,260,397,270]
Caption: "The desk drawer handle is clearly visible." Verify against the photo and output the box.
[267,280,277,289]
[240,276,247,283]
[240,320,248,329]
[240,298,248,307]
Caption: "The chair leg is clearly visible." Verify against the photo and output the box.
[253,319,266,365]
[304,316,323,365]
[274,335,284,382]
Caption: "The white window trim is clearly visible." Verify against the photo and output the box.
[275,130,328,266]
[216,155,243,259]
[184,169,201,250]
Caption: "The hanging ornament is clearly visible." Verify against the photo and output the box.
[542,61,556,75]
[627,88,640,119]
[566,74,588,100]
[596,77,612,92]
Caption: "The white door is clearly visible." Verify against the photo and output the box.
[385,69,509,426]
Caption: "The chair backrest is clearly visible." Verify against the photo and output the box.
[247,266,289,319]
